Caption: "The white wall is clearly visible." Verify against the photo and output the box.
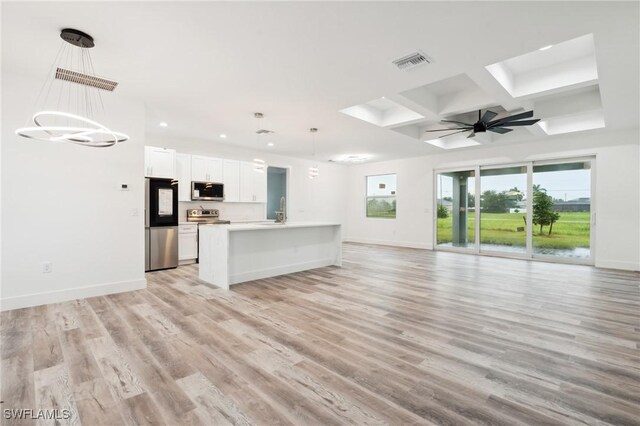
[1,71,147,310]
[345,128,640,271]
[146,136,350,226]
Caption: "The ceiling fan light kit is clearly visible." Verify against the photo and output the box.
[425,109,540,140]
[15,28,129,147]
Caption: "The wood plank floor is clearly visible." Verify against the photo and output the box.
[2,243,639,425]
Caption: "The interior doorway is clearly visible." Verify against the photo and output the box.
[267,166,287,220]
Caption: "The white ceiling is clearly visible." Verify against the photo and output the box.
[2,1,638,162]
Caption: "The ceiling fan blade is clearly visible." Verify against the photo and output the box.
[424,127,468,132]
[438,129,469,138]
[441,119,474,127]
[497,119,540,127]
[480,110,498,123]
[488,127,513,134]
[488,110,534,126]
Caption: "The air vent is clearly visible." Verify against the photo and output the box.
[55,67,118,91]
[392,51,432,71]
[256,129,275,134]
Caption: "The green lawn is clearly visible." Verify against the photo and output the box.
[367,211,396,218]
[437,212,590,249]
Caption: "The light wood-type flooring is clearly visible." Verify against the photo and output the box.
[2,243,639,425]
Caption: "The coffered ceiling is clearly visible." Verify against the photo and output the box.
[2,1,638,162]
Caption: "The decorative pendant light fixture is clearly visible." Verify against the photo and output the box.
[15,28,128,147]
[308,127,319,179]
[253,112,269,173]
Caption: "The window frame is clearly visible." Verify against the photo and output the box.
[365,173,397,219]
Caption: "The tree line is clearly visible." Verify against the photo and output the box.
[438,185,560,235]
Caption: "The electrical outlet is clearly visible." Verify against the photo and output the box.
[43,262,52,273]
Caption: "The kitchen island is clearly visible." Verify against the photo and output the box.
[198,222,342,289]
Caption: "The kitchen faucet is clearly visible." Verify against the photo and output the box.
[276,196,286,224]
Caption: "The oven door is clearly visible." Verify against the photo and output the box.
[192,181,224,201]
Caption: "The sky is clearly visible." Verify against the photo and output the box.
[367,174,397,196]
[437,169,591,201]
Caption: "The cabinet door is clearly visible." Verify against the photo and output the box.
[239,161,255,202]
[209,158,224,182]
[191,155,209,181]
[223,160,240,202]
[192,156,223,182]
[175,153,192,202]
[178,232,198,260]
[145,146,176,178]
[254,168,267,203]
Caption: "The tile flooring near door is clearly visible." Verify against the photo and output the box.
[2,243,639,425]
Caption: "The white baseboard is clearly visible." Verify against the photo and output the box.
[229,258,340,285]
[343,238,432,250]
[595,259,640,272]
[0,278,147,311]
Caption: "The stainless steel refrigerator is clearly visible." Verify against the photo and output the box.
[145,177,179,271]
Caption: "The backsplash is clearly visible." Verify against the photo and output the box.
[179,201,266,222]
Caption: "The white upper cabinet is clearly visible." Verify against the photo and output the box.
[254,169,267,203]
[239,161,267,203]
[223,159,240,203]
[239,161,255,202]
[166,152,267,204]
[175,153,192,202]
[191,155,223,182]
[145,146,176,179]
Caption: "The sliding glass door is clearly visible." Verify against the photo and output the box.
[436,170,476,249]
[480,165,527,254]
[532,160,592,259]
[435,158,594,264]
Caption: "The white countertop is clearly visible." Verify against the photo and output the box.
[180,220,274,226]
[200,222,341,232]
[227,220,276,224]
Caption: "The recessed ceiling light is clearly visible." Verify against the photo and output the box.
[159,122,168,127]
[267,142,274,147]
[539,45,553,51]
[219,134,227,139]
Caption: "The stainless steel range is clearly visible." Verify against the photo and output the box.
[186,208,231,224]
[186,208,230,263]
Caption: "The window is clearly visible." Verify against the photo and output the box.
[366,174,396,218]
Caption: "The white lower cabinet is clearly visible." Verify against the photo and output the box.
[178,224,198,263]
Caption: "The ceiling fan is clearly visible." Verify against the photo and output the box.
[425,109,540,139]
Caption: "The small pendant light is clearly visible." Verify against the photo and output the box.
[308,128,319,179]
[253,112,267,173]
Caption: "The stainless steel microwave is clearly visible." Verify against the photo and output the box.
[191,181,224,201]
